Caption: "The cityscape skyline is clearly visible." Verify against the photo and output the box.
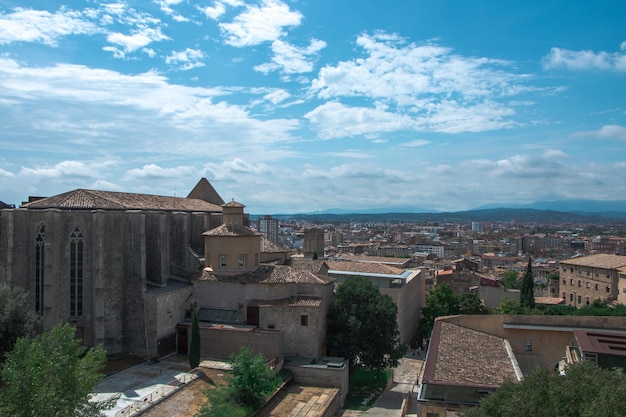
[1,1,625,213]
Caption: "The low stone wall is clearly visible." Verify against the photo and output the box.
[284,359,349,407]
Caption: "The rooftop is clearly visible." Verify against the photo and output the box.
[21,188,222,212]
[325,260,405,275]
[198,264,332,285]
[423,320,521,388]
[560,254,626,269]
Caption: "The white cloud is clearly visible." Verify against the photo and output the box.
[263,89,291,104]
[305,101,417,139]
[219,0,302,47]
[0,7,99,46]
[574,124,626,140]
[254,38,327,75]
[165,48,206,70]
[19,160,100,179]
[153,0,188,22]
[542,43,626,71]
[106,27,170,56]
[126,164,196,179]
[400,139,430,147]
[308,32,531,136]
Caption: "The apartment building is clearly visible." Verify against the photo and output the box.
[559,254,626,307]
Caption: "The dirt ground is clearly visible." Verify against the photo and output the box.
[142,367,230,417]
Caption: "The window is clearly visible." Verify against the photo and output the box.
[238,254,246,269]
[35,225,45,315]
[586,297,590,306]
[426,413,441,417]
[570,279,574,285]
[300,315,308,326]
[578,280,581,287]
[586,282,590,288]
[562,292,566,299]
[570,293,574,302]
[595,284,599,291]
[577,295,582,304]
[69,227,83,317]
[220,255,227,268]
[524,339,532,352]
[606,285,611,293]
[562,279,566,285]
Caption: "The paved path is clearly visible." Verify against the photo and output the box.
[336,351,424,417]
[93,355,199,417]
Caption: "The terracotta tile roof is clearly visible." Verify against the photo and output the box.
[21,188,222,212]
[203,224,260,237]
[291,259,329,274]
[326,260,405,275]
[261,237,289,252]
[198,264,332,284]
[424,321,520,388]
[248,295,323,308]
[337,254,411,265]
[223,200,245,207]
[186,177,225,206]
[560,254,626,270]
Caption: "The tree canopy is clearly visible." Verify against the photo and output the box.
[189,311,201,369]
[0,322,116,417]
[326,276,404,374]
[0,284,39,363]
[228,346,279,409]
[462,361,626,417]
[520,257,535,309]
[501,270,520,290]
[419,284,488,338]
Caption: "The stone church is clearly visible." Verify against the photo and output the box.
[0,178,225,358]
[0,179,336,361]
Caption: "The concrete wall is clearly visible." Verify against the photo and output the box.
[380,270,422,345]
[193,325,284,362]
[283,363,349,402]
[478,285,520,310]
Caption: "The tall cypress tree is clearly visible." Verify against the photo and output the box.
[520,257,535,309]
[189,311,201,369]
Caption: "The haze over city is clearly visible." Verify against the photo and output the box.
[1,0,625,213]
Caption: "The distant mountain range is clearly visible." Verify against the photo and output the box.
[251,200,626,222]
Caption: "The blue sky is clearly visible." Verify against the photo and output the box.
[0,0,625,213]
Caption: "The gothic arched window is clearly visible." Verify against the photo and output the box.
[70,227,84,317]
[35,225,45,315]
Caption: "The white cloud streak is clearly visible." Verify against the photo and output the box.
[219,0,302,47]
[543,43,626,71]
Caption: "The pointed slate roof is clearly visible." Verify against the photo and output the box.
[187,177,225,206]
[21,188,222,213]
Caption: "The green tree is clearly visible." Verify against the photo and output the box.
[0,284,39,363]
[418,284,460,338]
[520,257,535,309]
[493,298,524,315]
[228,346,278,409]
[189,310,201,369]
[501,270,520,290]
[462,361,626,417]
[0,322,116,417]
[327,277,404,375]
[458,292,489,315]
